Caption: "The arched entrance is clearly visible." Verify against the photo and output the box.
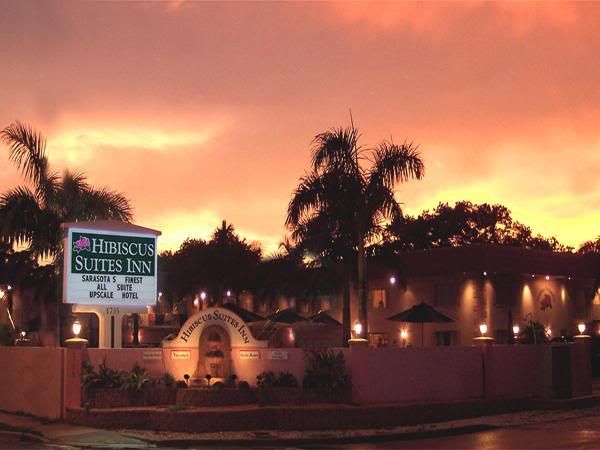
[193,325,231,383]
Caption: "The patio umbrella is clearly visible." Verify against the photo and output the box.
[267,308,307,324]
[387,302,454,346]
[220,302,265,323]
[308,310,342,326]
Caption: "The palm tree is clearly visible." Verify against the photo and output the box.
[286,124,424,345]
[0,121,133,260]
[0,121,133,343]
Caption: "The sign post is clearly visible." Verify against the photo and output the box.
[62,221,161,348]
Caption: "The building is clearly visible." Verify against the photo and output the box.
[350,245,600,347]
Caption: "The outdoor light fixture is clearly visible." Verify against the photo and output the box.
[200,291,207,301]
[158,292,163,298]
[578,323,586,335]
[531,275,535,278]
[483,271,487,277]
[479,323,488,336]
[7,285,11,290]
[353,322,363,337]
[193,297,199,307]
[72,319,82,337]
[389,276,396,285]
[513,325,520,336]
[545,276,550,281]
[400,329,408,339]
[545,326,552,337]
[226,290,231,297]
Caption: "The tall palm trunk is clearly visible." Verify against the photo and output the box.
[357,236,368,337]
[342,266,351,347]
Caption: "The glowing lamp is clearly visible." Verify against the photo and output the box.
[7,285,11,290]
[389,276,396,285]
[226,290,231,297]
[400,329,408,339]
[578,323,586,335]
[158,291,163,297]
[545,326,552,337]
[512,325,520,336]
[545,276,550,281]
[193,297,199,307]
[72,319,82,337]
[200,291,207,301]
[483,271,487,277]
[353,322,363,337]
[479,323,488,336]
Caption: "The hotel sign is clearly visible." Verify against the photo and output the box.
[63,227,158,306]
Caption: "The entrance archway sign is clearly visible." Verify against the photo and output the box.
[62,220,161,348]
[165,307,268,349]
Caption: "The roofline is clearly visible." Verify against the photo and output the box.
[61,220,161,236]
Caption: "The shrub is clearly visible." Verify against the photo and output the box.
[238,381,250,390]
[213,381,225,390]
[519,320,550,344]
[121,363,153,392]
[176,380,188,389]
[0,323,12,346]
[256,371,276,389]
[225,374,237,387]
[275,372,299,388]
[303,350,351,398]
[159,372,176,388]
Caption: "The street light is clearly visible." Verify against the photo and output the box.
[72,319,82,338]
[578,323,586,335]
[479,323,488,336]
[353,322,363,337]
[513,324,520,337]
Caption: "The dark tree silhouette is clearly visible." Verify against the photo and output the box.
[286,124,424,343]
[386,201,571,253]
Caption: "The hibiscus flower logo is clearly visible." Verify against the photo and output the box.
[73,236,91,253]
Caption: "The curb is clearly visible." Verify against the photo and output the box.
[148,424,500,448]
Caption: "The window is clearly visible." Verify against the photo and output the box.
[371,289,387,309]
[435,331,457,346]
[368,332,389,348]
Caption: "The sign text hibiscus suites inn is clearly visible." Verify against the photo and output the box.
[64,228,158,306]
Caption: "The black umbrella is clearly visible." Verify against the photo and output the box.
[309,310,342,326]
[221,302,265,323]
[387,302,454,346]
[267,308,307,324]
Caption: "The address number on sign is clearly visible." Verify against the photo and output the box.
[106,307,120,315]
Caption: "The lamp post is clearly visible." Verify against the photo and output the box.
[513,324,520,343]
[348,321,368,348]
[473,322,494,346]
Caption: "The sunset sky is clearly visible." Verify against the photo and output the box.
[1,2,600,254]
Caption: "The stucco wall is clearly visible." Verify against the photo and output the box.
[484,345,547,399]
[0,347,64,419]
[348,346,484,404]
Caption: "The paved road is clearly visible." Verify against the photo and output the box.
[321,414,600,450]
[3,410,600,450]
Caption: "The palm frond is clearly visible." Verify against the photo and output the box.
[286,172,327,227]
[81,187,134,223]
[1,121,50,188]
[311,126,360,174]
[369,141,425,189]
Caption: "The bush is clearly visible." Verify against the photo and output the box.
[82,359,125,392]
[121,363,153,392]
[176,380,188,389]
[256,371,276,389]
[303,350,351,399]
[213,381,225,390]
[275,372,299,388]
[226,374,238,387]
[0,323,12,346]
[518,320,550,344]
[238,381,250,390]
[159,372,176,388]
